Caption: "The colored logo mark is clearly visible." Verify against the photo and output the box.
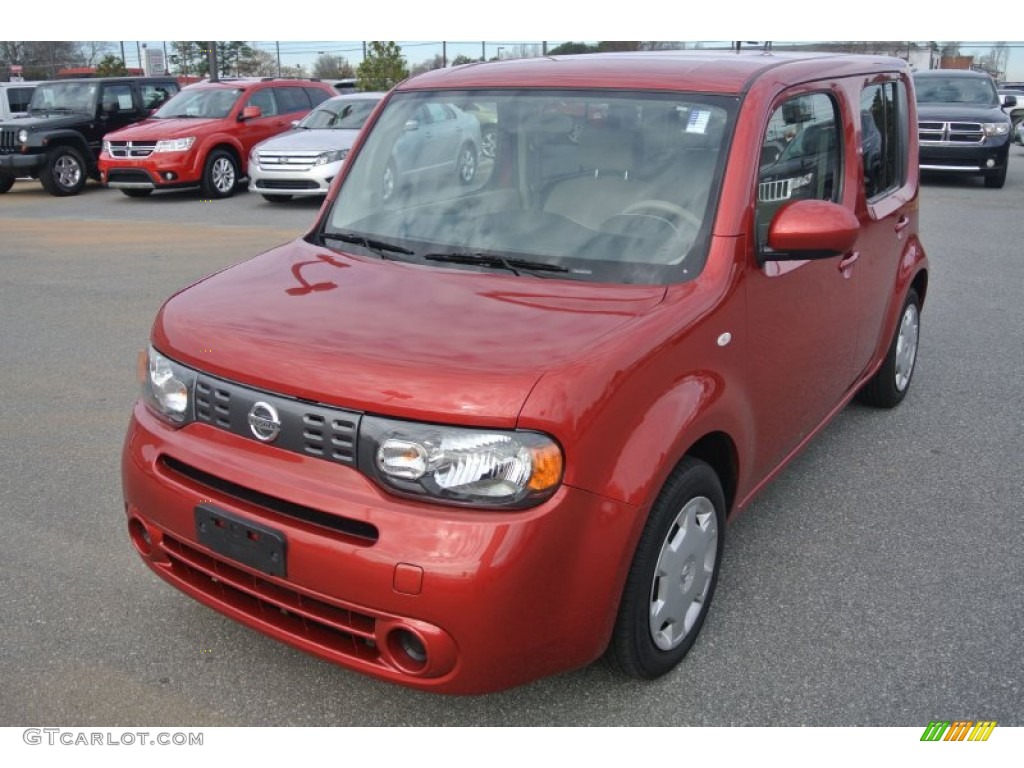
[920,721,997,742]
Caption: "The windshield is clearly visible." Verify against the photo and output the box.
[915,76,998,106]
[323,89,735,284]
[300,97,381,129]
[154,87,243,119]
[28,82,98,114]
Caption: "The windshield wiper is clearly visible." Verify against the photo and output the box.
[158,113,200,118]
[322,231,416,261]
[424,252,569,277]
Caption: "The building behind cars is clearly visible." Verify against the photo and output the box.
[249,92,384,202]
[914,69,1012,188]
[98,78,335,199]
[0,76,180,196]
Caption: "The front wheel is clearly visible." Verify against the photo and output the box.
[40,146,87,196]
[456,142,477,185]
[858,288,920,408]
[200,149,239,199]
[0,174,14,194]
[607,457,725,679]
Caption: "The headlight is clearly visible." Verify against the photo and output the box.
[982,123,1009,137]
[153,136,196,153]
[102,139,111,154]
[359,416,563,508]
[249,149,259,168]
[17,129,29,144]
[141,345,196,425]
[314,149,348,166]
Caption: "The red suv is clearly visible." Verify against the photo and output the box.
[99,79,335,198]
[123,52,928,693]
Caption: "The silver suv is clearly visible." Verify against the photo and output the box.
[248,92,383,202]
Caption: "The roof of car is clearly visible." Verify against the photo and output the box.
[399,51,909,95]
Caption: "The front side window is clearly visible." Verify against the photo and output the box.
[246,88,278,117]
[154,88,243,119]
[322,89,736,284]
[757,92,841,249]
[860,81,907,199]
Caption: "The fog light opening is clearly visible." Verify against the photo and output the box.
[128,517,153,557]
[986,159,995,168]
[163,171,177,181]
[388,629,428,672]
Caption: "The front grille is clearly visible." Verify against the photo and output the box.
[0,128,17,152]
[107,169,153,183]
[160,534,383,666]
[159,455,379,543]
[257,151,320,171]
[193,373,360,467]
[918,121,984,145]
[108,140,157,158]
[758,178,792,203]
[255,179,321,190]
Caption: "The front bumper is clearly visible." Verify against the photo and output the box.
[0,152,45,173]
[248,160,339,197]
[918,139,1009,173]
[122,402,640,694]
[99,152,201,189]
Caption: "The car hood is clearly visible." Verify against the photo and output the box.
[256,128,362,153]
[6,113,92,131]
[916,103,1008,123]
[106,117,226,140]
[153,238,666,427]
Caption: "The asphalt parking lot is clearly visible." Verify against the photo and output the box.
[1,154,1022,726]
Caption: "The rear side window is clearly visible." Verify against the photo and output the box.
[274,87,311,114]
[305,87,331,107]
[100,84,136,113]
[860,81,908,200]
[141,83,175,111]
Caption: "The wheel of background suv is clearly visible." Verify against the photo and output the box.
[261,194,293,203]
[607,456,725,679]
[200,149,239,199]
[0,174,14,194]
[984,164,1007,189]
[40,146,87,196]
[858,288,920,408]
[120,188,152,198]
[456,142,477,185]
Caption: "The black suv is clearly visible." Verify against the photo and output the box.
[914,69,1013,189]
[0,76,179,196]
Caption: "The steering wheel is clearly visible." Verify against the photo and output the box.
[620,200,701,233]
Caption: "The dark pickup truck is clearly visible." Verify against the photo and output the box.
[0,76,179,196]
[914,69,1014,189]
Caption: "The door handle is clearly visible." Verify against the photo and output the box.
[894,215,910,232]
[838,251,860,271]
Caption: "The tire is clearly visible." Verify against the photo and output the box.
[607,457,725,679]
[456,142,477,185]
[120,188,152,198]
[261,194,293,203]
[200,149,239,199]
[481,125,497,159]
[0,174,14,194]
[39,146,87,197]
[858,288,920,408]
[983,164,1007,189]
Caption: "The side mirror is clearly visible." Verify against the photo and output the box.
[240,105,262,121]
[1002,94,1018,108]
[761,199,859,263]
[403,119,420,132]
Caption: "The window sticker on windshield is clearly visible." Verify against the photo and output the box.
[686,110,710,134]
[118,94,133,110]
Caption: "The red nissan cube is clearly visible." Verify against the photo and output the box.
[123,51,929,694]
